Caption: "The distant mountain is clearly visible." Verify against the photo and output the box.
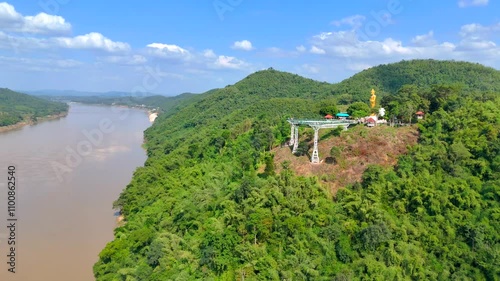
[0,88,68,127]
[22,89,161,97]
[42,92,204,118]
[140,93,205,115]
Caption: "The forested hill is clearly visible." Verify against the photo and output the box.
[233,67,333,99]
[0,88,68,127]
[94,60,500,280]
[332,59,500,104]
[142,68,339,160]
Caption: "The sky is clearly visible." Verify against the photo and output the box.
[0,0,499,95]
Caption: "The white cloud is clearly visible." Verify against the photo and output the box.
[411,31,437,46]
[0,31,130,53]
[56,32,130,52]
[182,49,251,70]
[0,2,71,35]
[457,22,500,53]
[331,15,366,29]
[310,45,326,54]
[312,30,450,58]
[147,43,189,54]
[315,32,333,41]
[0,30,49,50]
[0,2,20,22]
[458,40,496,50]
[100,55,147,65]
[458,0,489,7]
[232,40,253,51]
[0,3,126,53]
[306,21,500,72]
[143,45,251,73]
[296,45,306,52]
[214,55,246,69]
[459,22,500,39]
[23,13,71,34]
[146,43,192,61]
[203,49,216,58]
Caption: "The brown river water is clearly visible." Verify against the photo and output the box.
[0,103,152,281]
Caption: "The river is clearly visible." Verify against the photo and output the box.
[0,104,152,281]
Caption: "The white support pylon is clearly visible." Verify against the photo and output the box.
[290,124,295,146]
[311,127,320,163]
[292,126,299,153]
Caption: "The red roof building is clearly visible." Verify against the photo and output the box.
[366,117,377,127]
[325,114,333,119]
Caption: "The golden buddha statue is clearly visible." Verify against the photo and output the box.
[370,89,376,109]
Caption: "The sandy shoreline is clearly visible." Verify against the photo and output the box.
[0,112,68,133]
[148,112,158,123]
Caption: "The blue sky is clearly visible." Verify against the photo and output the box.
[0,0,499,95]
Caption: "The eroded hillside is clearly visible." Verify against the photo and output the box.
[273,125,419,193]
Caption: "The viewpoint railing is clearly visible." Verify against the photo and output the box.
[287,118,357,163]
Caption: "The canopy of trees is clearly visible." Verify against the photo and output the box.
[0,88,68,126]
[347,102,371,118]
[332,59,500,105]
[93,60,500,280]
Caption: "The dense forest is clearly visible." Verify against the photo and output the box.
[331,59,500,105]
[93,60,500,280]
[0,88,69,127]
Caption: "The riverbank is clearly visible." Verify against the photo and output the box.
[67,101,159,123]
[148,111,158,122]
[0,111,68,133]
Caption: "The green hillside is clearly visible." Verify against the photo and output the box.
[0,88,69,127]
[332,59,500,104]
[94,60,500,280]
[141,93,206,117]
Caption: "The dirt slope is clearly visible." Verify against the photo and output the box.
[273,125,419,194]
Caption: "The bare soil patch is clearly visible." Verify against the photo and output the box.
[273,124,419,194]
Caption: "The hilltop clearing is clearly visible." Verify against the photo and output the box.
[273,125,419,194]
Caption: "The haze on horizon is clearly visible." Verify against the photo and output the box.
[0,0,499,95]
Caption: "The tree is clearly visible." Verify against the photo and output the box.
[347,102,371,118]
[357,222,392,251]
[263,154,275,177]
[319,99,339,116]
[146,240,164,268]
